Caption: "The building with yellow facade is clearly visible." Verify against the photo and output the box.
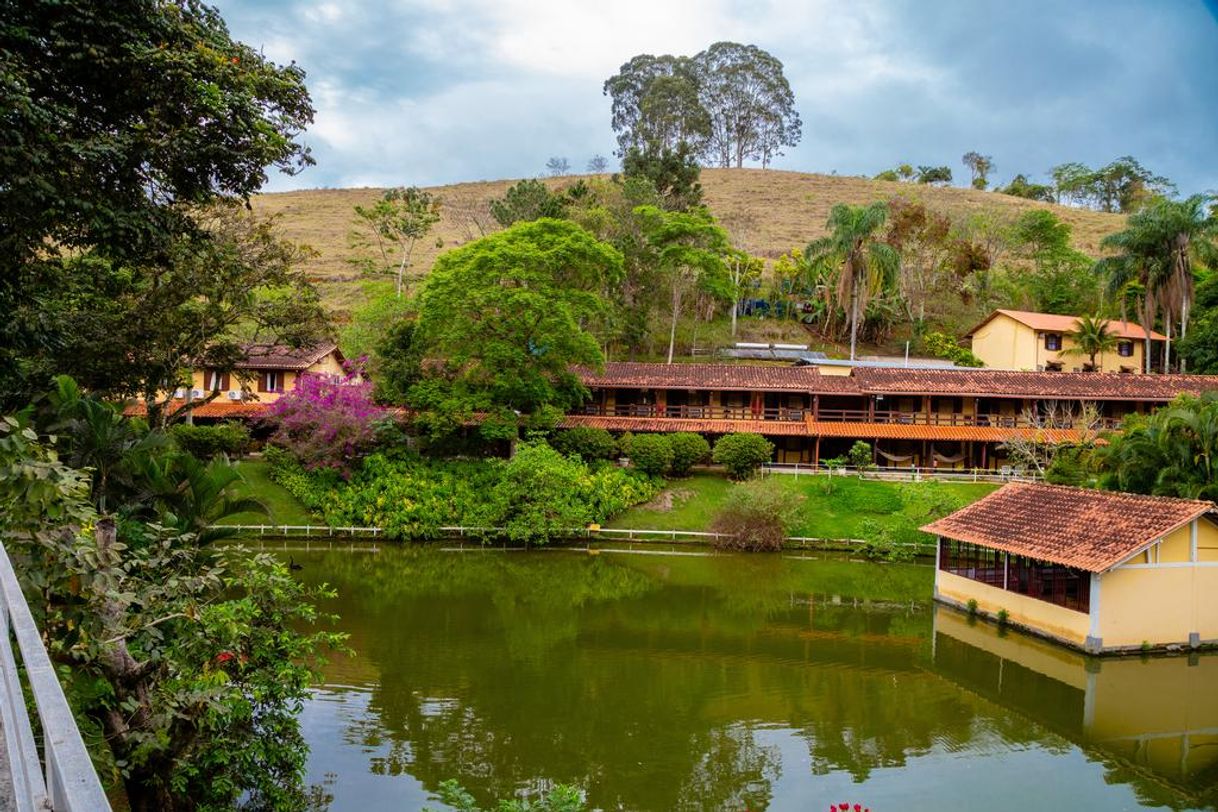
[924,482,1218,654]
[966,309,1165,373]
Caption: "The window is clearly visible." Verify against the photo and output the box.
[207,370,229,392]
[1044,333,1062,351]
[1117,341,1134,357]
[261,371,281,393]
[939,539,1090,613]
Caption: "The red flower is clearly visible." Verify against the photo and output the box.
[215,651,235,663]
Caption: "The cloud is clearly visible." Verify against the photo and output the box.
[212,0,1218,194]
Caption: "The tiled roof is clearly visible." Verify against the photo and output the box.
[967,309,1166,341]
[921,482,1214,572]
[853,367,1218,401]
[580,362,824,391]
[237,341,340,370]
[559,415,810,436]
[125,399,270,419]
[806,422,1086,443]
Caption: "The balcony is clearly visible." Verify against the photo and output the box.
[580,404,808,422]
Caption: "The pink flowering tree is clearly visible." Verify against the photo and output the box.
[264,362,393,475]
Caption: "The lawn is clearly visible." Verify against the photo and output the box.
[221,460,318,526]
[606,471,998,540]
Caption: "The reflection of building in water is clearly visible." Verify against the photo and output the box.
[933,605,1218,807]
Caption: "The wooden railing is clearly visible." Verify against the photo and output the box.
[579,404,1122,429]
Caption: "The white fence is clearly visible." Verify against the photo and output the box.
[0,544,111,811]
[760,463,1042,483]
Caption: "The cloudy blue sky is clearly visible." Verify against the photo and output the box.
[213,0,1218,195]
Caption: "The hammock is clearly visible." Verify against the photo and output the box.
[931,443,967,464]
[875,447,914,463]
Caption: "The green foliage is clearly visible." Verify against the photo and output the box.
[1063,315,1119,369]
[622,144,705,211]
[997,174,1055,202]
[962,151,994,190]
[712,433,774,480]
[268,446,659,543]
[406,218,624,441]
[858,520,916,562]
[1044,445,1099,487]
[1100,393,1218,500]
[710,479,800,551]
[922,331,984,367]
[1,1,318,414]
[1179,273,1218,373]
[624,433,674,476]
[967,598,979,615]
[916,166,953,185]
[351,186,442,297]
[489,179,567,227]
[1052,156,1175,213]
[668,432,711,476]
[550,426,619,461]
[996,608,1010,626]
[170,422,251,460]
[426,778,586,812]
[847,440,873,472]
[341,280,416,361]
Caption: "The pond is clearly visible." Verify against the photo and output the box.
[283,545,1218,811]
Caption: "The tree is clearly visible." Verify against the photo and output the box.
[587,154,610,173]
[805,202,900,361]
[693,42,802,168]
[710,479,799,551]
[961,152,994,190]
[916,166,953,185]
[1063,315,1118,371]
[636,206,731,363]
[668,432,711,476]
[406,219,624,438]
[1010,209,1098,315]
[998,174,1056,202]
[1052,158,1175,213]
[11,203,327,424]
[603,54,706,157]
[546,156,571,176]
[1100,393,1218,500]
[351,186,442,298]
[724,248,764,336]
[622,143,705,211]
[1,0,315,410]
[489,179,567,227]
[1000,402,1102,478]
[1178,273,1218,373]
[884,197,953,326]
[622,433,674,476]
[712,433,774,479]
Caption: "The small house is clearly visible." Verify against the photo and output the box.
[966,309,1164,373]
[188,341,345,405]
[923,482,1218,653]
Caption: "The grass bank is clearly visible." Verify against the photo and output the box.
[222,460,318,526]
[605,472,998,540]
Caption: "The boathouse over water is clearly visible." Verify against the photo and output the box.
[923,483,1218,653]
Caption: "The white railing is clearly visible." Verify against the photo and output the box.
[0,544,111,811]
[760,463,1042,483]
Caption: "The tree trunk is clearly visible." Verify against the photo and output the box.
[849,283,860,362]
[1164,318,1172,374]
[667,279,681,365]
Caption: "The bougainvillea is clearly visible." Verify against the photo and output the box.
[264,362,394,475]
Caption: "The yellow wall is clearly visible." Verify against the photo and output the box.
[189,351,345,404]
[936,570,1091,647]
[971,313,1148,373]
[1100,563,1218,649]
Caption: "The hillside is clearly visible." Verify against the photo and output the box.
[251,168,1126,318]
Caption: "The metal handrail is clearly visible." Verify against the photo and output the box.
[0,544,111,811]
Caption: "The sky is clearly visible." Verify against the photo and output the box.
[212,0,1218,196]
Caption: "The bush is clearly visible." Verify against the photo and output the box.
[858,519,916,562]
[712,433,774,480]
[667,432,710,477]
[170,421,250,459]
[550,426,618,461]
[922,331,983,368]
[623,433,673,476]
[710,480,800,552]
[846,440,872,472]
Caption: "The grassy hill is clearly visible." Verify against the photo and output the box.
[252,168,1125,322]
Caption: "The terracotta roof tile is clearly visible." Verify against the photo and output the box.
[921,482,1214,572]
[968,309,1166,341]
[237,341,341,370]
[580,362,860,393]
[853,367,1218,401]
[559,415,810,435]
[125,399,269,419]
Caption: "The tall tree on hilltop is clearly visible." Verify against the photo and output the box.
[693,42,802,168]
[603,54,707,157]
[805,203,900,361]
[637,206,732,363]
[351,186,442,298]
[961,152,994,190]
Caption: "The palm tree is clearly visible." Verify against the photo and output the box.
[805,202,900,361]
[1063,315,1118,371]
[1096,230,1163,373]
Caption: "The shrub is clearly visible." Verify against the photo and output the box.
[859,518,916,562]
[712,433,774,480]
[483,442,593,545]
[967,598,979,616]
[846,440,872,472]
[667,432,710,477]
[922,331,983,368]
[710,480,800,552]
[623,433,673,476]
[550,426,618,461]
[170,421,250,459]
[996,608,1010,626]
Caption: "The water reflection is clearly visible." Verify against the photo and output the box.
[284,545,1217,810]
